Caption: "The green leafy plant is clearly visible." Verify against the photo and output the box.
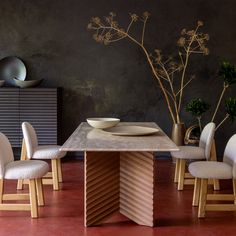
[216,98,236,130]
[219,61,236,86]
[211,61,236,121]
[187,62,236,133]
[225,97,236,119]
[186,98,210,130]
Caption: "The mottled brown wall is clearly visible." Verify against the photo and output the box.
[0,0,236,156]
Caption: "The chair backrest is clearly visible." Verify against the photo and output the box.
[0,132,14,178]
[22,122,38,159]
[223,134,236,178]
[199,122,215,160]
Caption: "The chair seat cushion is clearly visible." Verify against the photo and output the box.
[32,145,66,160]
[4,160,49,180]
[188,161,232,179]
[171,146,205,160]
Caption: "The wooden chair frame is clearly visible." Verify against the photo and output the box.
[174,140,220,191]
[193,178,236,218]
[17,140,63,191]
[0,178,44,218]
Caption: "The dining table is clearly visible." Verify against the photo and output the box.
[60,122,179,227]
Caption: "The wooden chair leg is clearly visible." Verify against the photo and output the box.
[213,179,220,191]
[178,159,186,190]
[233,179,236,204]
[36,179,44,206]
[29,179,38,218]
[192,178,200,206]
[51,159,59,191]
[57,159,63,183]
[17,180,24,190]
[174,159,180,183]
[198,178,208,218]
[17,139,27,190]
[0,179,4,204]
[210,139,220,191]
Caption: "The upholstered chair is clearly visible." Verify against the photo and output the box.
[189,134,236,218]
[171,122,218,190]
[17,122,66,191]
[0,132,49,218]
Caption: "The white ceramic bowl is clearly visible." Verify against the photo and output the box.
[12,78,43,88]
[87,118,120,129]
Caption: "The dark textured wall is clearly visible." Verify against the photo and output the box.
[0,0,236,156]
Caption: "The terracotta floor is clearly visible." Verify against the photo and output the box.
[0,159,236,236]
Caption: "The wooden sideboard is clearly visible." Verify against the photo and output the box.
[0,88,61,147]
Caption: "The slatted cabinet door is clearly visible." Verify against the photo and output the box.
[0,88,20,146]
[19,88,60,146]
[0,88,60,147]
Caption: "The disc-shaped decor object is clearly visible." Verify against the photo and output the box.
[0,57,27,85]
[103,126,159,136]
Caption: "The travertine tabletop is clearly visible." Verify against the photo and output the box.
[60,122,179,152]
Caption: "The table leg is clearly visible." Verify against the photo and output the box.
[84,151,156,227]
[120,151,156,227]
[84,151,120,227]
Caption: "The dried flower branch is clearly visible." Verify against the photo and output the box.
[88,12,209,124]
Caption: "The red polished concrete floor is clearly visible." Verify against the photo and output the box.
[0,159,236,236]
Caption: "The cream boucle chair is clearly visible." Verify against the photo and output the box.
[0,132,49,218]
[171,122,218,190]
[189,134,236,218]
[17,122,66,191]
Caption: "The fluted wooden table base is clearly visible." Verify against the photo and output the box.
[84,151,156,227]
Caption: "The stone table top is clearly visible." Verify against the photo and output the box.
[60,122,179,152]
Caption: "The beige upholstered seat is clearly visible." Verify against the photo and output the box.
[5,160,49,179]
[171,122,217,190]
[189,161,232,180]
[0,132,49,218]
[17,122,66,191]
[171,146,205,160]
[33,146,66,160]
[188,134,236,218]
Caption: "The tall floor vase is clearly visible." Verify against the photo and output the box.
[171,123,186,146]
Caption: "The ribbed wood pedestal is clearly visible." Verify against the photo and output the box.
[84,151,156,227]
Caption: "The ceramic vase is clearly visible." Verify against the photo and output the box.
[171,123,186,146]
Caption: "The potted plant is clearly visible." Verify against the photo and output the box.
[187,61,236,129]
[216,97,236,130]
[211,61,236,121]
[186,98,210,131]
[185,97,236,149]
